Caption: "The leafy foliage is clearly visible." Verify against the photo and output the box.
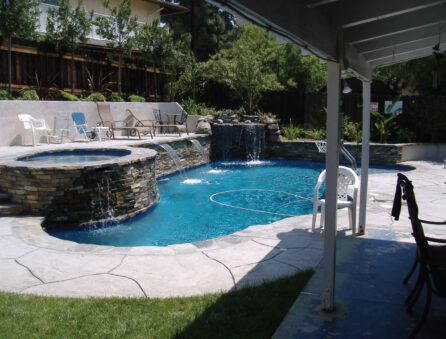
[281,121,305,140]
[343,116,362,142]
[0,90,11,100]
[95,0,138,95]
[56,91,80,101]
[305,128,326,140]
[371,110,397,143]
[87,92,106,102]
[108,94,124,102]
[128,94,145,102]
[0,0,40,41]
[163,0,237,61]
[18,90,39,101]
[181,98,216,115]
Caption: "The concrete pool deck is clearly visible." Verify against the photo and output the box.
[0,149,445,299]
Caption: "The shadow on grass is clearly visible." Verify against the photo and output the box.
[174,227,320,339]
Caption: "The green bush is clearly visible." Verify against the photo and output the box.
[305,128,326,140]
[108,94,124,102]
[181,99,216,115]
[257,111,279,123]
[18,90,39,101]
[56,91,80,101]
[343,116,362,142]
[396,128,416,143]
[128,95,145,102]
[87,92,106,102]
[281,121,305,140]
[0,90,12,100]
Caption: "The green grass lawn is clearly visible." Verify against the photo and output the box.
[0,270,313,339]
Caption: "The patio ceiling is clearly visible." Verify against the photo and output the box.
[208,0,446,80]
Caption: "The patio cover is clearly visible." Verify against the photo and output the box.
[207,0,446,310]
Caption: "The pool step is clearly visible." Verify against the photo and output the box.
[0,192,28,215]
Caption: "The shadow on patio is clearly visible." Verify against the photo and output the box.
[273,229,446,338]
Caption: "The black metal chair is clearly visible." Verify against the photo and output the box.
[392,173,446,338]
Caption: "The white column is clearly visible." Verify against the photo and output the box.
[359,80,371,234]
[322,61,341,311]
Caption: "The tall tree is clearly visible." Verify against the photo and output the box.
[46,0,93,93]
[95,0,138,95]
[0,0,40,95]
[163,0,237,61]
[136,19,177,101]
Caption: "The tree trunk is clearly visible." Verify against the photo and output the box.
[71,51,75,94]
[118,53,122,96]
[143,65,147,99]
[7,36,12,95]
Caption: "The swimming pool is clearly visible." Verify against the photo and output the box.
[18,149,130,165]
[47,160,407,246]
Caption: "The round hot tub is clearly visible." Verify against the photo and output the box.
[0,147,159,228]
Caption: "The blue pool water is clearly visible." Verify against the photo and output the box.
[18,150,129,165]
[48,160,408,247]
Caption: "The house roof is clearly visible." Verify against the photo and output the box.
[207,0,446,81]
[145,0,189,17]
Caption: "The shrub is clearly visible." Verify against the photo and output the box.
[87,92,106,102]
[0,90,12,100]
[305,128,326,140]
[56,91,80,101]
[281,121,305,140]
[128,95,145,102]
[343,116,362,142]
[181,99,216,116]
[18,90,39,101]
[396,128,416,143]
[257,111,279,123]
[108,94,124,102]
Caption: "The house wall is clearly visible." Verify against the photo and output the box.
[0,100,196,146]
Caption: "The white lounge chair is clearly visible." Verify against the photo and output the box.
[312,166,359,234]
[18,114,51,146]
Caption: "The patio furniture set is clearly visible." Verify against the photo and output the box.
[18,103,189,146]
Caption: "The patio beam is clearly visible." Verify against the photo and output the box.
[363,33,446,62]
[354,25,446,54]
[345,4,446,44]
[370,42,446,68]
[359,80,371,235]
[322,61,341,311]
[321,0,446,29]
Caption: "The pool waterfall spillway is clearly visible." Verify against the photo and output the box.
[211,123,265,161]
[189,139,210,163]
[158,143,186,178]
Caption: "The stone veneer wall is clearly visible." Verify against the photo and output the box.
[137,136,211,178]
[265,140,402,164]
[0,147,159,227]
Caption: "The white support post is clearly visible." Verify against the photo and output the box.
[322,61,341,312]
[359,80,371,234]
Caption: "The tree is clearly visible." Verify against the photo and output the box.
[374,55,446,95]
[0,0,40,95]
[46,0,93,93]
[163,0,237,61]
[136,19,177,101]
[95,0,138,95]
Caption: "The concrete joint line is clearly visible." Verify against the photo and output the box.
[107,273,148,298]
[230,250,283,270]
[201,251,237,290]
[14,258,45,284]
[107,255,127,273]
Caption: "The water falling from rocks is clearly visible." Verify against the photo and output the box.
[158,143,186,178]
[211,123,265,161]
[189,139,210,164]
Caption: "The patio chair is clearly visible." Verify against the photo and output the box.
[126,109,153,139]
[18,114,51,146]
[49,116,70,143]
[96,102,141,139]
[71,112,98,142]
[391,173,446,338]
[152,108,188,136]
[312,166,359,234]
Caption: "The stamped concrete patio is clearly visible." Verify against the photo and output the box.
[0,143,445,322]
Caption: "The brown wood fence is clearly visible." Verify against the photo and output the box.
[0,40,170,100]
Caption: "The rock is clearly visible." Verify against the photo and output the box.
[244,120,251,124]
[231,119,239,123]
[267,123,279,130]
[217,119,224,124]
[196,121,212,134]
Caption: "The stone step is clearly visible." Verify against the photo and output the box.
[0,203,28,216]
[0,192,11,203]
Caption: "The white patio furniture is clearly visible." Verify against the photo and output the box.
[18,114,51,146]
[312,166,359,234]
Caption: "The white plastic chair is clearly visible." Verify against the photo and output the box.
[312,166,359,234]
[18,114,51,146]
